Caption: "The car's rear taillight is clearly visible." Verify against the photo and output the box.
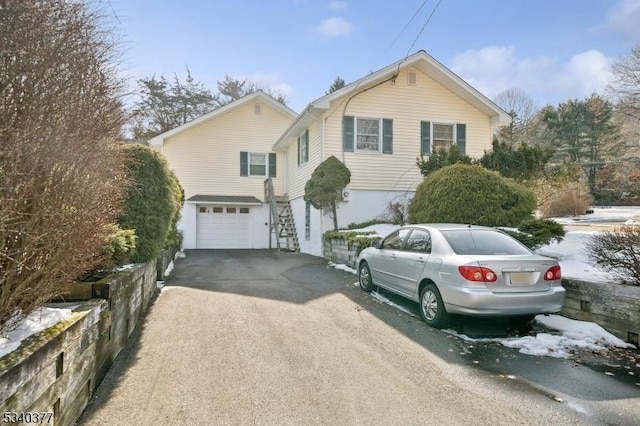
[544,265,562,281]
[458,266,497,282]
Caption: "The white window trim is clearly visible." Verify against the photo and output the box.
[248,152,268,177]
[430,122,457,154]
[355,116,382,154]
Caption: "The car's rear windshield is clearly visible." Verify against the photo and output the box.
[440,229,532,256]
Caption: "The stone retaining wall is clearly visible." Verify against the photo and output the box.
[0,257,162,426]
[561,279,640,345]
[323,238,359,268]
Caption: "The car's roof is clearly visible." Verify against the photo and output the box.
[406,223,495,231]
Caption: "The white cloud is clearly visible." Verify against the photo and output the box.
[328,1,348,11]
[559,50,613,97]
[599,0,640,43]
[312,17,353,40]
[450,46,613,106]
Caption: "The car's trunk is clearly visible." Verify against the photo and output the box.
[467,255,558,293]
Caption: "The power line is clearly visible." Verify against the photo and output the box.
[374,0,431,68]
[405,0,443,58]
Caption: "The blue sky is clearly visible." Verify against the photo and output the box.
[113,0,640,113]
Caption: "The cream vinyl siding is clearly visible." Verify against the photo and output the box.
[322,67,492,191]
[161,100,292,200]
[287,121,322,200]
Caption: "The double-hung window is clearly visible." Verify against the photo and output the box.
[240,152,276,177]
[343,116,393,154]
[432,123,454,151]
[420,122,466,155]
[356,118,380,152]
[249,153,266,176]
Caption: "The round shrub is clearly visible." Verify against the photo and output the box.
[119,144,183,263]
[408,164,537,227]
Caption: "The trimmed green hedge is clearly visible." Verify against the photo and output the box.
[119,144,184,263]
[324,230,382,255]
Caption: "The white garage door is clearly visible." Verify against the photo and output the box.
[196,205,252,249]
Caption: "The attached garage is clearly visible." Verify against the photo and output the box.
[196,205,252,248]
[186,195,264,249]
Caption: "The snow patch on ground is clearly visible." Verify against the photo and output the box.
[328,262,357,275]
[164,260,175,277]
[552,206,640,225]
[444,314,635,359]
[175,250,186,259]
[0,305,80,358]
[370,291,417,317]
[346,224,399,238]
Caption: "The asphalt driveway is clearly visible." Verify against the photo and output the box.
[78,250,593,425]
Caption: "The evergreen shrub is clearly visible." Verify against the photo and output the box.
[408,164,536,227]
[119,144,184,263]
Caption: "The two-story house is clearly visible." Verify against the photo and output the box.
[151,51,511,255]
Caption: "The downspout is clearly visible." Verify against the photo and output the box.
[321,113,326,162]
[319,114,326,254]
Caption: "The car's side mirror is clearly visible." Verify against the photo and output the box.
[371,240,381,249]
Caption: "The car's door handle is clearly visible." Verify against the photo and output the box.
[417,257,425,263]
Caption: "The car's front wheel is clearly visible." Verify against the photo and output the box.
[419,284,448,328]
[358,262,374,292]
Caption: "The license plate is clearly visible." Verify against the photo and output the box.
[509,272,531,286]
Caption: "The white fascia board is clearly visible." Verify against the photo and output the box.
[272,105,324,151]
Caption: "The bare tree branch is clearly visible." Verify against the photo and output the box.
[0,0,127,331]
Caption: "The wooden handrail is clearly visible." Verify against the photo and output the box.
[264,178,280,250]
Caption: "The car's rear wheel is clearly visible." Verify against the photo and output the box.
[419,284,448,328]
[358,262,374,292]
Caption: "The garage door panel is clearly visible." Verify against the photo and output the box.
[196,205,253,249]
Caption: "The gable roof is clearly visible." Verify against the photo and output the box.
[149,90,298,147]
[273,50,511,151]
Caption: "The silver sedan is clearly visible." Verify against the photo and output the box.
[357,224,566,328]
